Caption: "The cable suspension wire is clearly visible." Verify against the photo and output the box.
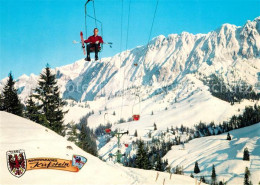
[92,0,97,28]
[119,0,124,119]
[85,0,99,36]
[119,0,124,56]
[122,0,132,131]
[145,0,159,59]
[125,0,132,50]
[85,1,88,36]
[133,0,159,118]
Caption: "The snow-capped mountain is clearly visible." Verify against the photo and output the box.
[0,17,259,127]
[1,17,259,102]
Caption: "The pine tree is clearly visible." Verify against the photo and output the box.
[134,130,138,137]
[243,147,250,161]
[135,140,144,168]
[174,165,179,174]
[67,124,78,142]
[33,65,67,135]
[190,173,194,178]
[155,153,163,171]
[2,72,23,116]
[194,161,200,174]
[161,140,167,155]
[25,95,41,123]
[211,164,217,185]
[154,123,157,130]
[244,167,252,185]
[227,132,231,140]
[143,151,151,170]
[135,140,150,169]
[166,140,172,151]
[162,159,169,172]
[171,126,174,131]
[78,123,98,156]
[200,176,206,183]
[0,93,4,110]
[148,131,152,138]
[174,165,184,174]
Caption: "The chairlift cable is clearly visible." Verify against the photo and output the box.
[133,0,160,119]
[125,0,132,49]
[119,0,124,119]
[146,0,159,53]
[92,0,98,28]
[84,1,88,36]
[124,0,132,131]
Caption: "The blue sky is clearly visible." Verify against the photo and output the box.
[0,0,259,79]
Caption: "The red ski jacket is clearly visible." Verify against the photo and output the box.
[84,35,104,44]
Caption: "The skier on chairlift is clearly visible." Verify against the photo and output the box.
[83,28,104,61]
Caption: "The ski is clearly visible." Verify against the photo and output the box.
[80,31,86,55]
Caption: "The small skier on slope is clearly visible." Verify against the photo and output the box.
[83,28,104,61]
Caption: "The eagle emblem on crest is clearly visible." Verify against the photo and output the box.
[6,149,27,177]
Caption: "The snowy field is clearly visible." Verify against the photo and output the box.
[164,123,260,185]
[0,111,206,185]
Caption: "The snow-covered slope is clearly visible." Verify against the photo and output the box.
[0,111,205,185]
[164,123,260,185]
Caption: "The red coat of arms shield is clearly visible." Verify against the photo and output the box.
[6,149,27,177]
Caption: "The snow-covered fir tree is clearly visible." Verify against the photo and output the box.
[33,65,67,135]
